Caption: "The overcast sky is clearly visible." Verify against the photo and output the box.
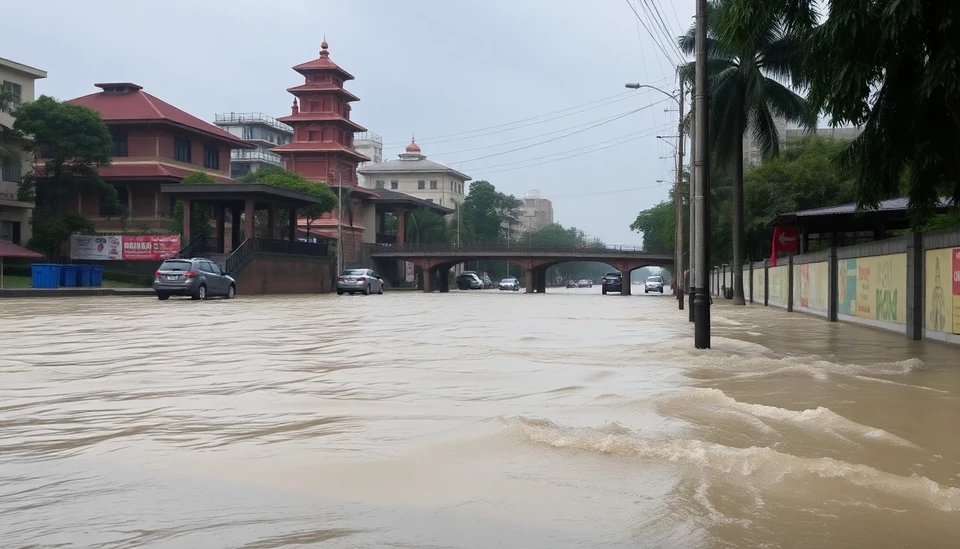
[7,0,695,246]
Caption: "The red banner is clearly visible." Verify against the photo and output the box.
[121,235,181,261]
[770,226,799,267]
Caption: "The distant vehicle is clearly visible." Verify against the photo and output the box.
[577,279,593,288]
[566,279,578,288]
[601,272,623,295]
[457,272,484,290]
[337,268,384,295]
[499,277,520,291]
[645,275,664,294]
[153,258,235,300]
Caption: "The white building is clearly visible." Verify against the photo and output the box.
[1,57,47,246]
[517,189,554,234]
[357,139,471,211]
[354,131,382,188]
[213,112,293,179]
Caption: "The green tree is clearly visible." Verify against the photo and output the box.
[405,208,449,244]
[680,0,814,304]
[460,180,522,244]
[171,171,216,238]
[239,166,338,239]
[12,96,119,256]
[630,202,676,253]
[727,0,959,215]
[0,87,21,166]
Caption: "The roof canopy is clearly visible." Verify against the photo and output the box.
[160,184,332,208]
[768,197,954,233]
[71,83,252,149]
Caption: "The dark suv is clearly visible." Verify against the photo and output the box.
[153,258,236,300]
[601,271,623,295]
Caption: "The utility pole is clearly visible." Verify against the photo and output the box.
[674,78,685,310]
[694,0,711,348]
[688,100,697,322]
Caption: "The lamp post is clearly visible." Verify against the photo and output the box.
[626,82,685,310]
[693,0,711,348]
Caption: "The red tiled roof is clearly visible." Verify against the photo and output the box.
[0,240,43,259]
[96,162,235,184]
[276,112,367,131]
[292,58,355,80]
[272,142,370,161]
[286,84,360,101]
[70,83,252,148]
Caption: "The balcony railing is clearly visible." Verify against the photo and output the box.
[354,131,382,144]
[230,149,284,165]
[215,112,293,133]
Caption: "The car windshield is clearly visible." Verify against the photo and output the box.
[159,260,192,272]
[502,278,517,283]
[343,269,366,275]
[647,277,663,282]
[606,273,621,278]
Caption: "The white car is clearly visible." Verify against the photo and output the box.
[499,277,520,291]
[644,276,664,293]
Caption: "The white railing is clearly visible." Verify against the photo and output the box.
[231,149,284,165]
[215,112,293,133]
[354,131,382,144]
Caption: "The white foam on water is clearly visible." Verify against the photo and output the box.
[654,388,921,449]
[504,417,960,512]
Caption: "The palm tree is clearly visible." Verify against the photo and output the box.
[405,208,448,245]
[679,0,814,304]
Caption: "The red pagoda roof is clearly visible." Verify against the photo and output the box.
[286,83,361,101]
[276,113,367,132]
[292,40,356,80]
[70,83,252,149]
[272,142,370,162]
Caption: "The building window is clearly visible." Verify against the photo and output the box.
[0,220,21,245]
[2,81,22,106]
[391,180,398,190]
[100,185,129,216]
[242,126,253,140]
[1,158,21,183]
[375,180,385,189]
[418,180,425,190]
[174,136,192,162]
[430,180,437,189]
[204,143,220,169]
[231,164,251,179]
[111,131,128,157]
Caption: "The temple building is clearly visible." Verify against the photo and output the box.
[358,138,471,213]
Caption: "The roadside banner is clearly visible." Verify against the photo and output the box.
[69,234,181,261]
[70,235,122,260]
[405,261,415,283]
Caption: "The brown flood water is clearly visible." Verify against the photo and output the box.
[1,288,959,548]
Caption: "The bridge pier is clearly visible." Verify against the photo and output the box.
[536,268,547,293]
[622,273,632,296]
[438,267,450,293]
[524,270,535,293]
[422,267,434,293]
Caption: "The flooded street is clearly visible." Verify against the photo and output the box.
[2,288,959,548]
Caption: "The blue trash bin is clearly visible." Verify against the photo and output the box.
[76,265,92,287]
[60,265,78,287]
[90,266,103,287]
[30,264,62,289]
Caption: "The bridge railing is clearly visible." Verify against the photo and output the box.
[371,243,649,255]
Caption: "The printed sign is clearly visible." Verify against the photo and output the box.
[121,235,181,261]
[70,234,180,261]
[405,261,415,283]
[70,235,122,260]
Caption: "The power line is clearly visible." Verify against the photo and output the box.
[449,96,674,165]
[520,181,675,201]
[639,0,685,62]
[625,0,678,65]
[385,86,660,146]
[470,123,673,176]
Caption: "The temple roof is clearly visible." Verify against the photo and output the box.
[291,39,356,80]
[70,83,252,148]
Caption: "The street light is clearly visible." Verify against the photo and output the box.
[629,82,686,310]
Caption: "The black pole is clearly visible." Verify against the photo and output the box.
[693,0,711,348]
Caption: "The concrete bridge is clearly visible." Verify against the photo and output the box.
[370,244,673,294]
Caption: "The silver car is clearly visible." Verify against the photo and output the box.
[154,258,236,300]
[337,268,384,295]
[499,277,520,291]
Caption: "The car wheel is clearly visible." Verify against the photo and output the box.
[660,288,664,293]
[157,293,170,301]
[349,292,355,296]
[337,290,344,295]
[378,285,384,295]
[645,288,648,293]
[193,284,207,301]
[364,284,371,295]
[226,285,236,299]
[602,287,607,295]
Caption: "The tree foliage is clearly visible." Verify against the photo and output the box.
[724,0,959,214]
[171,171,216,238]
[630,202,676,253]
[238,166,338,238]
[460,180,522,244]
[11,96,118,256]
[405,208,449,245]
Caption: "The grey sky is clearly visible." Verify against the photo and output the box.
[7,0,695,246]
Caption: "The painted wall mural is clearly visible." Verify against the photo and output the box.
[851,254,908,324]
[925,247,960,334]
[791,262,828,312]
[768,265,786,305]
[838,259,858,315]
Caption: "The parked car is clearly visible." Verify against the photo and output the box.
[154,258,236,300]
[577,279,593,288]
[456,272,484,290]
[337,268,384,295]
[645,275,665,293]
[499,277,520,291]
[601,271,623,295]
[566,279,578,288]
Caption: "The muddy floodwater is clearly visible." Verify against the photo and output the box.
[2,288,959,548]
